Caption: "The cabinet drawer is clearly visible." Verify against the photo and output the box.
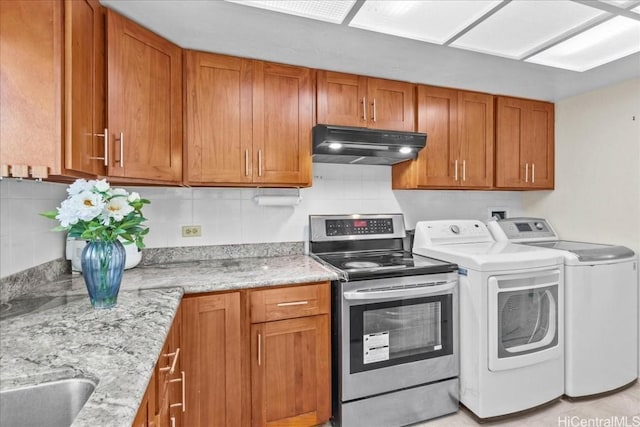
[250,282,330,323]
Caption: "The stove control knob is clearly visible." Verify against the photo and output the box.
[450,225,460,234]
[534,222,544,230]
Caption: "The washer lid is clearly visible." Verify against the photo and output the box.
[526,240,636,262]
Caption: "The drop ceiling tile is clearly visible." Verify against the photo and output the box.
[223,0,356,24]
[526,16,640,71]
[349,0,502,45]
[450,0,604,59]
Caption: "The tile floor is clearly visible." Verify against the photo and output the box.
[417,381,640,426]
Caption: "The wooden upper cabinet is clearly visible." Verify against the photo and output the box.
[184,52,312,187]
[64,0,106,177]
[184,51,253,184]
[392,85,493,189]
[106,10,182,184]
[317,70,415,132]
[253,61,313,186]
[0,0,63,178]
[495,96,554,189]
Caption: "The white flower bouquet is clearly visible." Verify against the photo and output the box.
[42,178,150,249]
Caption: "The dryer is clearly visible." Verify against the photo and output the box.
[413,220,565,420]
[488,217,639,398]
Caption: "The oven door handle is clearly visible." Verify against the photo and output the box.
[343,280,457,301]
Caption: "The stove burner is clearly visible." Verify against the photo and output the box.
[343,261,382,269]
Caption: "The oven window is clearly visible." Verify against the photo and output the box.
[497,285,558,358]
[349,295,453,373]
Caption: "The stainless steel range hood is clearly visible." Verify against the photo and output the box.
[312,124,427,165]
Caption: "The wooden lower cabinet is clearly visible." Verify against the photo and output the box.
[251,315,331,426]
[182,292,243,427]
[133,369,157,427]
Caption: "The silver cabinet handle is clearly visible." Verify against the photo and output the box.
[462,160,466,182]
[115,132,124,167]
[169,370,186,413]
[276,301,308,307]
[258,149,263,177]
[257,333,262,366]
[362,97,367,122]
[245,149,249,176]
[344,280,457,301]
[171,417,175,427]
[89,128,109,166]
[532,163,535,183]
[160,347,180,374]
[454,160,458,181]
[525,163,529,183]
[372,98,377,122]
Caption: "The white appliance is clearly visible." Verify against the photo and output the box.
[488,217,639,398]
[413,220,565,420]
[66,238,142,272]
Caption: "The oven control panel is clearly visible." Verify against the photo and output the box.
[326,218,394,236]
[309,214,406,242]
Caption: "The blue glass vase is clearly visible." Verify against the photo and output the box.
[81,240,126,309]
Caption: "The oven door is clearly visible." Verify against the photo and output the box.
[488,268,562,371]
[340,273,458,402]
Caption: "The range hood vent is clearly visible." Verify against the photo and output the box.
[312,124,427,165]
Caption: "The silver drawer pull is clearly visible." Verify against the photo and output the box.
[159,347,180,374]
[276,301,309,307]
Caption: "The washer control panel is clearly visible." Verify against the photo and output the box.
[488,217,558,242]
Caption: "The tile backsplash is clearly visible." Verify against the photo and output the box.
[0,163,523,278]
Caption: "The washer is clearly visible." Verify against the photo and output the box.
[488,217,639,398]
[413,220,565,420]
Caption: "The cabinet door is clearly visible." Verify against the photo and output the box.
[182,293,242,427]
[316,70,367,127]
[251,315,331,427]
[524,100,554,189]
[184,51,253,184]
[252,61,313,186]
[495,96,554,189]
[0,0,63,176]
[133,369,157,427]
[168,304,184,427]
[64,0,105,177]
[106,10,182,183]
[417,85,459,187]
[458,91,494,188]
[367,77,415,132]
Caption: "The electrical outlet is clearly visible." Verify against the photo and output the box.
[182,225,202,237]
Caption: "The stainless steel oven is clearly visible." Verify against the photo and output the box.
[309,214,459,427]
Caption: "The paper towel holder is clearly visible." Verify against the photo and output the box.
[253,187,301,206]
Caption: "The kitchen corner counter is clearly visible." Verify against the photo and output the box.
[0,287,183,427]
[0,254,338,426]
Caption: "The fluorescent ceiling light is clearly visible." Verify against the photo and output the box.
[349,0,502,45]
[223,0,356,24]
[451,1,603,59]
[526,16,640,71]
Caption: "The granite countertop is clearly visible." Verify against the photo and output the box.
[0,254,338,427]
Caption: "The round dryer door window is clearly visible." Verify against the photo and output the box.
[487,269,562,371]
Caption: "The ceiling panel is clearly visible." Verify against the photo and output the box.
[450,1,604,59]
[349,0,502,45]
[526,16,640,71]
[223,0,356,24]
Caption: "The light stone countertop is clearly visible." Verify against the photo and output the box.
[0,255,338,427]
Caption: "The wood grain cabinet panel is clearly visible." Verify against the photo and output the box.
[317,70,415,132]
[64,0,106,177]
[495,96,554,189]
[107,10,182,184]
[0,0,63,178]
[392,86,493,189]
[182,292,242,427]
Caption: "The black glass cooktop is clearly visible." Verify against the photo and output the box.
[315,250,457,281]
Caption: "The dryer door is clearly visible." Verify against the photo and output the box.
[488,269,562,371]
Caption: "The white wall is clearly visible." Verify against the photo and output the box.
[0,162,523,278]
[522,78,640,253]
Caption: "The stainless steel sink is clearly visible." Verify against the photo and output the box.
[0,378,96,427]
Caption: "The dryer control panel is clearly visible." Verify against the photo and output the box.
[488,217,558,242]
